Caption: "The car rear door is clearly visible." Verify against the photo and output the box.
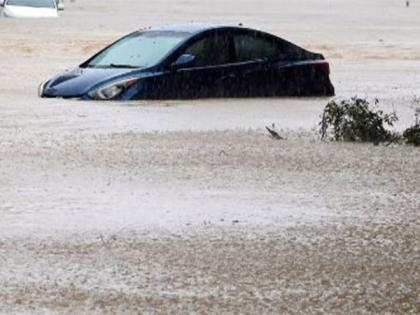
[226,30,295,97]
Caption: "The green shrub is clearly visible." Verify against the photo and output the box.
[403,124,420,146]
[320,97,399,144]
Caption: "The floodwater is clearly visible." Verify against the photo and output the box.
[0,0,420,313]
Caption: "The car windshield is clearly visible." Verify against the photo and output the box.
[6,0,56,8]
[85,31,191,69]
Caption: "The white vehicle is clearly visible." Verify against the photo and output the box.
[0,0,59,18]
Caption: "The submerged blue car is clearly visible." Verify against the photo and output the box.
[39,24,335,100]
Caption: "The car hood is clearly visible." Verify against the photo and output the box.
[43,67,143,98]
[3,5,58,18]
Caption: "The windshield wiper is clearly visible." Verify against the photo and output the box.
[108,64,139,69]
[81,64,140,69]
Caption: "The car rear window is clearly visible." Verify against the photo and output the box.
[233,33,286,62]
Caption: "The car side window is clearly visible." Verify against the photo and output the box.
[182,32,231,67]
[233,32,286,62]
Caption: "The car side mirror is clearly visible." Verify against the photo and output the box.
[171,54,195,70]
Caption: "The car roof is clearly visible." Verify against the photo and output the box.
[141,23,243,35]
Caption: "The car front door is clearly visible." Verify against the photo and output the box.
[161,31,234,98]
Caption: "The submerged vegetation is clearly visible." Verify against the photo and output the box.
[320,97,420,146]
[320,97,398,144]
[403,124,420,146]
